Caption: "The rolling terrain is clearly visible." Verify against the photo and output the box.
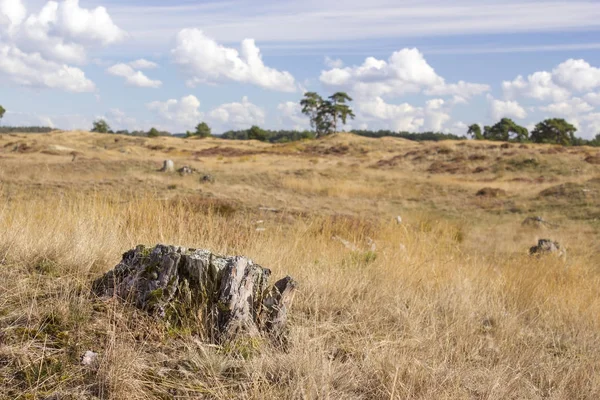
[0,130,599,399]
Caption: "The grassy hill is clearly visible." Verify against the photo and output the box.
[0,130,599,399]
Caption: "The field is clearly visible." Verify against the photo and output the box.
[0,130,599,399]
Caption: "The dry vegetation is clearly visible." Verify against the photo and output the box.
[0,131,599,399]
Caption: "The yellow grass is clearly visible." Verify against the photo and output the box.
[0,131,599,399]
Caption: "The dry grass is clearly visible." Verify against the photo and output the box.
[0,131,599,399]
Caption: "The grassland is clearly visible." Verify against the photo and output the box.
[0,131,599,399]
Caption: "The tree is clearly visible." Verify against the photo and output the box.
[328,92,355,133]
[187,122,212,138]
[531,118,577,146]
[300,92,355,138]
[483,118,528,142]
[300,92,323,133]
[148,127,160,138]
[91,119,110,133]
[0,105,5,123]
[467,124,483,140]
[248,125,268,141]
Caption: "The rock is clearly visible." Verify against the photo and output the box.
[529,239,566,259]
[178,166,194,175]
[81,351,98,366]
[476,187,507,198]
[93,245,297,342]
[160,160,175,172]
[201,174,215,183]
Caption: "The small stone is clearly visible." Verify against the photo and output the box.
[178,166,193,175]
[201,174,215,183]
[160,160,175,172]
[81,351,98,366]
[529,239,566,259]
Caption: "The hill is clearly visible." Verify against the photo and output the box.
[0,130,599,399]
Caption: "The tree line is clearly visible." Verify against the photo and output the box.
[1,101,599,146]
[467,118,600,146]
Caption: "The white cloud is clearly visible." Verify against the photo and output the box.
[147,95,203,130]
[0,44,95,92]
[277,101,309,130]
[552,59,600,92]
[0,0,26,31]
[107,63,162,88]
[424,98,451,131]
[52,0,125,45]
[324,56,344,69]
[208,96,265,129]
[584,92,600,106]
[172,28,296,92]
[539,97,593,116]
[502,71,570,102]
[356,97,424,131]
[0,0,124,91]
[582,113,600,139]
[129,58,158,69]
[503,58,600,105]
[12,0,125,64]
[320,48,488,99]
[488,96,527,120]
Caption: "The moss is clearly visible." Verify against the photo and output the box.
[220,337,263,360]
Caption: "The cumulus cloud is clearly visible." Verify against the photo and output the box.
[488,96,527,120]
[107,63,162,88]
[172,28,296,92]
[324,56,344,69]
[277,101,309,130]
[355,97,424,131]
[129,58,158,69]
[147,95,266,132]
[503,58,600,104]
[424,99,451,131]
[208,96,265,129]
[584,92,600,106]
[552,59,600,92]
[0,0,124,91]
[147,95,203,130]
[0,44,95,91]
[502,71,570,102]
[320,48,489,99]
[539,97,593,117]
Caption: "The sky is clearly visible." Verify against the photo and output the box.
[1,0,600,138]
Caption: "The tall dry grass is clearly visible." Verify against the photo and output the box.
[0,187,599,399]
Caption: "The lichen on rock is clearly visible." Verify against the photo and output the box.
[93,244,297,343]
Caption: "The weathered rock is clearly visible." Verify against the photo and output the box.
[93,245,297,342]
[529,239,566,259]
[178,166,194,175]
[160,160,175,172]
[201,174,215,183]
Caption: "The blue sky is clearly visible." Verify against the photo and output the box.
[2,0,600,137]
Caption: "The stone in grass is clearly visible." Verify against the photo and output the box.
[93,244,297,343]
[160,160,175,172]
[81,351,98,366]
[529,239,566,259]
